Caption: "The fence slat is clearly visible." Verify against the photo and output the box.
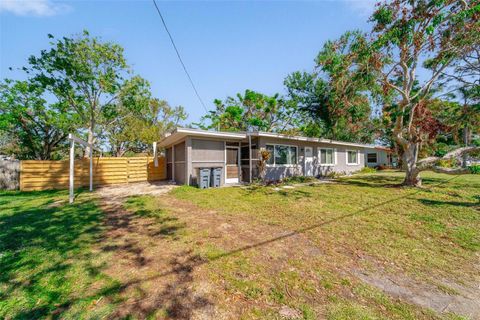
[19,156,166,191]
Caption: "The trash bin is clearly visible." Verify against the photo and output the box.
[198,168,211,189]
[211,167,222,187]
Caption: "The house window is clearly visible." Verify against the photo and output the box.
[347,150,359,165]
[367,153,377,163]
[265,144,297,166]
[319,148,335,165]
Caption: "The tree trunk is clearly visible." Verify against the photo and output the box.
[462,126,469,168]
[402,142,422,186]
[85,122,95,157]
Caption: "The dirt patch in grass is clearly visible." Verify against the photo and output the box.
[96,191,222,319]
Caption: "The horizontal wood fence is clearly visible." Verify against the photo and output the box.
[20,156,166,191]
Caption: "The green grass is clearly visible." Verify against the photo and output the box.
[124,195,187,240]
[172,171,480,280]
[0,189,119,319]
[171,171,480,319]
[2,171,478,319]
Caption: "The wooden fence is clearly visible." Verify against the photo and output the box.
[20,156,166,191]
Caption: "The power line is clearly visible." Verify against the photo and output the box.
[151,0,209,113]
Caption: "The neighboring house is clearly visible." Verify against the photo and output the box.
[158,127,394,186]
[364,146,398,168]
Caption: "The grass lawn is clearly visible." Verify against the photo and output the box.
[173,171,480,279]
[0,190,121,319]
[171,171,480,319]
[1,171,478,319]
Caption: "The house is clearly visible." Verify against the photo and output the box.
[364,146,398,168]
[157,127,394,186]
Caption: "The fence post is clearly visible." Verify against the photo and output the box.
[19,160,23,191]
[69,140,75,204]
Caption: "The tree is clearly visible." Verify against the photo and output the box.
[0,80,78,159]
[367,0,480,186]
[442,45,480,154]
[105,93,187,156]
[285,31,379,143]
[26,31,132,155]
[198,89,298,132]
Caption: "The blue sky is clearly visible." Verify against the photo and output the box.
[0,0,376,124]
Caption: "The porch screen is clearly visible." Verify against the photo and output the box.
[226,148,238,165]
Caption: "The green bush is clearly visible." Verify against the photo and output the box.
[359,167,377,174]
[469,165,480,174]
[437,159,456,168]
[282,176,317,184]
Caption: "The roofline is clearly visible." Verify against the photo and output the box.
[248,131,377,149]
[174,127,246,138]
[158,127,246,147]
[158,127,391,150]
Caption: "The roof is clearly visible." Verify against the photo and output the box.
[158,127,246,147]
[158,127,391,151]
[249,131,377,149]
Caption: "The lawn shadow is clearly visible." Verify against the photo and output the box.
[109,252,213,319]
[243,185,313,200]
[337,174,403,188]
[97,196,210,319]
[134,175,465,284]
[0,189,106,319]
[277,189,312,199]
[418,198,480,209]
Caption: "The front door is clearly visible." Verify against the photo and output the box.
[304,147,314,176]
[226,147,239,183]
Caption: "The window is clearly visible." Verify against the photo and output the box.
[367,153,377,163]
[266,145,274,165]
[319,148,335,165]
[265,144,297,166]
[347,150,359,165]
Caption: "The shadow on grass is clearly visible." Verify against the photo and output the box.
[277,189,312,199]
[418,198,480,209]
[0,189,107,319]
[337,174,403,188]
[123,195,186,238]
[1,189,205,319]
[243,185,313,200]
[130,175,466,287]
[95,195,208,318]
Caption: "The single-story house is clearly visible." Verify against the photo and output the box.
[364,146,398,168]
[157,127,394,186]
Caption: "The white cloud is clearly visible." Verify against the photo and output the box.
[342,0,377,16]
[0,0,71,17]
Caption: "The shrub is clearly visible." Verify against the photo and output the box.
[325,171,346,179]
[282,176,317,184]
[359,167,376,174]
[469,165,480,174]
[437,159,456,168]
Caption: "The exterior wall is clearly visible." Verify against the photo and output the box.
[166,147,173,180]
[164,132,387,185]
[256,136,365,181]
[364,148,389,167]
[190,138,226,186]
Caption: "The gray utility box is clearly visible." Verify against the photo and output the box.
[198,168,211,189]
[210,167,222,187]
